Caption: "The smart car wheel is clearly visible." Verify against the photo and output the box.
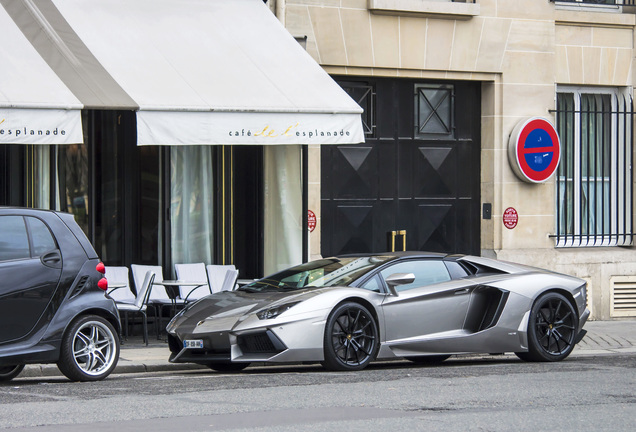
[516,292,578,362]
[57,315,120,381]
[322,302,378,371]
[0,364,25,382]
[207,362,250,373]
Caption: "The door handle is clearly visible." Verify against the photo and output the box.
[388,230,407,252]
[454,288,470,295]
[41,250,62,269]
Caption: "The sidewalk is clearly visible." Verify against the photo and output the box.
[19,319,636,379]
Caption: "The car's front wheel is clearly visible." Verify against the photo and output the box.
[0,364,25,382]
[322,302,379,371]
[516,292,578,362]
[57,315,120,381]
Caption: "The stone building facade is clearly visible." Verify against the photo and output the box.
[270,0,636,320]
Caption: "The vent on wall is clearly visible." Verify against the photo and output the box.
[610,276,636,318]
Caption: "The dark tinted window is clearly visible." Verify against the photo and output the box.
[380,260,450,292]
[26,217,57,256]
[445,261,469,279]
[0,216,30,261]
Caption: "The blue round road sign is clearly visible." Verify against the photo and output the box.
[508,117,561,183]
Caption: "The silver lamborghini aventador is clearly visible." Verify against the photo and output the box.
[166,252,589,372]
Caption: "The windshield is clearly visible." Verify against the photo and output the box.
[238,256,393,293]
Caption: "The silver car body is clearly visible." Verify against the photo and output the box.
[166,253,589,366]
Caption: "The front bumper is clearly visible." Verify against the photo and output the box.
[168,314,326,365]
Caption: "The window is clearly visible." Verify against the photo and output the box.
[0,216,30,261]
[338,81,376,137]
[555,87,633,247]
[380,260,450,292]
[26,217,57,256]
[415,84,454,139]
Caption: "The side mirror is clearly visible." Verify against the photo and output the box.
[384,272,415,296]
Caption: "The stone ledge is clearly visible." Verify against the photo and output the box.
[555,9,636,28]
[368,0,479,20]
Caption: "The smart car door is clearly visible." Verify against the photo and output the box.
[0,215,63,343]
[380,259,474,354]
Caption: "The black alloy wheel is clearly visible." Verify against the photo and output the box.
[0,364,25,382]
[516,292,578,362]
[322,302,379,371]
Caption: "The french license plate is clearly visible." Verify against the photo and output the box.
[183,339,204,349]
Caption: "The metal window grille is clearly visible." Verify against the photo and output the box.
[550,0,636,6]
[338,81,376,137]
[552,92,633,247]
[414,84,455,139]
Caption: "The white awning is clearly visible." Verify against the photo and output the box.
[8,0,364,146]
[0,3,82,145]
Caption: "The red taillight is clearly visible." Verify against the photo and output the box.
[97,278,108,291]
[96,262,105,274]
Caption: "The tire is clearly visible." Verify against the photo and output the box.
[207,362,250,373]
[515,292,578,362]
[0,364,25,382]
[405,355,451,365]
[57,315,120,381]
[322,302,379,371]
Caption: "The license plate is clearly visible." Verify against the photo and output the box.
[183,339,204,349]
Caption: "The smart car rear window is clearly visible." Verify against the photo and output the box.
[0,216,30,261]
[26,217,57,256]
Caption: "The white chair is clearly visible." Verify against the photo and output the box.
[131,264,174,338]
[206,264,237,294]
[104,266,135,304]
[220,268,239,292]
[116,271,155,345]
[174,262,210,302]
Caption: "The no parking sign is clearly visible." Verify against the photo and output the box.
[508,117,560,183]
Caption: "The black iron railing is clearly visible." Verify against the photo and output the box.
[551,94,633,247]
[550,0,636,6]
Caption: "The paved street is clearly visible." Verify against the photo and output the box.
[1,320,635,431]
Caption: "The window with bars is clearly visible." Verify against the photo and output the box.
[550,0,636,6]
[338,81,376,138]
[415,84,455,139]
[554,88,633,247]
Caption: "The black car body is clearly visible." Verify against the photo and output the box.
[0,207,121,381]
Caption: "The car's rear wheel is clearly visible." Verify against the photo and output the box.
[57,315,120,381]
[0,364,25,382]
[516,292,578,362]
[322,302,379,371]
[405,355,451,365]
[207,362,250,373]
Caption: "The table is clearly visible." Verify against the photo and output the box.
[106,282,128,297]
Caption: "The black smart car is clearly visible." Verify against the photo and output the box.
[0,208,121,382]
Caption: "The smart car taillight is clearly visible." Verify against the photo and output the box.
[96,262,105,274]
[97,278,108,291]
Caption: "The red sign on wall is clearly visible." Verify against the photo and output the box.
[503,207,518,229]
[308,210,316,232]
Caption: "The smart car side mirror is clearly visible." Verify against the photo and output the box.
[385,272,415,296]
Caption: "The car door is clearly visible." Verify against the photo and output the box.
[379,259,474,352]
[0,215,63,343]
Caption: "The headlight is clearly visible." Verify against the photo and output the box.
[256,302,301,320]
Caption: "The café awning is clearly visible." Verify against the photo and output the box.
[3,0,364,146]
[0,3,82,145]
